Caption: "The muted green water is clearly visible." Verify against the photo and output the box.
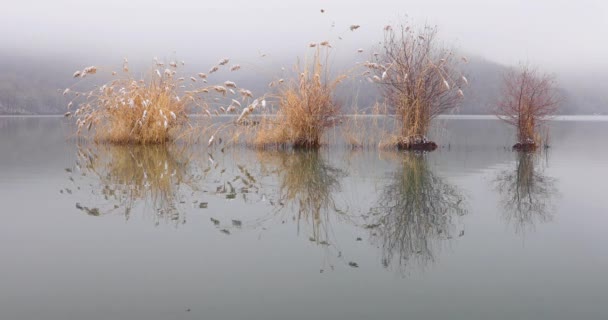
[1,116,607,320]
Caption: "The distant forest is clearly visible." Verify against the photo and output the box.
[1,52,606,115]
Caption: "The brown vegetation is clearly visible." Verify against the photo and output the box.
[65,59,253,144]
[341,102,390,149]
[254,47,345,149]
[372,23,466,150]
[496,65,559,150]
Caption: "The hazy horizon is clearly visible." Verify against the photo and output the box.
[2,0,607,73]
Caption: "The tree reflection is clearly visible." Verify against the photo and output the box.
[70,144,200,224]
[369,152,467,271]
[495,151,558,233]
[256,150,347,245]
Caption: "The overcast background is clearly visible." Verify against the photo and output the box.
[3,0,607,68]
[1,0,607,114]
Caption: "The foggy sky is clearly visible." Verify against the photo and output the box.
[1,0,607,71]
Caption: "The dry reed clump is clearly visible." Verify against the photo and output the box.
[254,47,346,149]
[65,58,256,145]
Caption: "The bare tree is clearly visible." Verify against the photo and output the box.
[496,65,559,150]
[371,23,467,150]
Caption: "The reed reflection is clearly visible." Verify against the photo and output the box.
[256,150,347,245]
[495,151,558,233]
[69,144,200,224]
[368,152,467,271]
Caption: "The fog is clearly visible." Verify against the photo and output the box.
[2,0,607,71]
[1,0,607,115]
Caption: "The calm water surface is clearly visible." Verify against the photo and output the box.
[1,116,607,320]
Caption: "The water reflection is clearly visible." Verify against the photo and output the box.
[256,150,348,245]
[495,151,558,233]
[69,144,200,224]
[368,152,467,271]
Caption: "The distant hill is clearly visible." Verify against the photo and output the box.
[557,71,608,114]
[0,51,606,115]
[458,56,506,114]
[0,52,76,114]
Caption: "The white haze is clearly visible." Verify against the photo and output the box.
[1,0,607,72]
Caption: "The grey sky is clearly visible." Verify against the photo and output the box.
[1,0,606,70]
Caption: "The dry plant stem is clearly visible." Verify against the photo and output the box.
[255,47,345,149]
[341,102,390,149]
[66,59,257,145]
[496,64,559,151]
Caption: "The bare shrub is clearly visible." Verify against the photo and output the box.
[496,64,559,150]
[371,23,467,150]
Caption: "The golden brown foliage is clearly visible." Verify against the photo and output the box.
[66,59,252,144]
[255,47,345,149]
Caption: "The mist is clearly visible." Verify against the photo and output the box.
[2,0,607,70]
[1,0,607,114]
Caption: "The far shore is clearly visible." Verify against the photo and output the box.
[2,114,608,122]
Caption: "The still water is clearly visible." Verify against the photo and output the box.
[1,116,607,320]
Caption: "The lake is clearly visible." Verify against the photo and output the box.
[1,116,607,320]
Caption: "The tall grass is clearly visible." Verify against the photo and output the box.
[65,59,252,145]
[254,47,346,149]
[341,102,390,149]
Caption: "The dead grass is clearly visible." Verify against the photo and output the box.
[65,59,252,145]
[254,47,346,149]
[341,102,390,149]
